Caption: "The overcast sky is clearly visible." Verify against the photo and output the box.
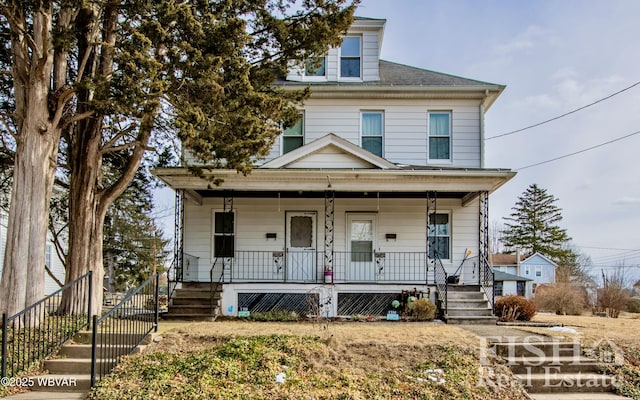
[352,0,640,280]
[156,0,640,282]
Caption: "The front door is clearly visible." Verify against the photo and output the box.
[286,211,317,281]
[347,213,376,281]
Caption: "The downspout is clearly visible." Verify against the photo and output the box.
[479,90,488,168]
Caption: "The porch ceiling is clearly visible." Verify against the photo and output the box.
[152,167,516,196]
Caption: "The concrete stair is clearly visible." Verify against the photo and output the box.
[27,331,153,392]
[163,282,222,321]
[495,340,621,396]
[442,285,497,324]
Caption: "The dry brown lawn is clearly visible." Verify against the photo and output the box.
[520,312,640,347]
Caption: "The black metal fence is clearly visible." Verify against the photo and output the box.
[214,250,431,284]
[90,273,159,386]
[1,271,92,379]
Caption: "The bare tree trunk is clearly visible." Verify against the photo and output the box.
[0,5,60,325]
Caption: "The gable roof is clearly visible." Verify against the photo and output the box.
[260,133,398,170]
[522,252,558,267]
[494,270,532,282]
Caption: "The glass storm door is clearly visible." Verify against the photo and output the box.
[286,212,317,281]
[347,213,376,281]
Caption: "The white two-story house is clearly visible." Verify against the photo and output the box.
[154,17,515,321]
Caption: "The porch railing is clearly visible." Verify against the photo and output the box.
[433,252,448,317]
[479,254,495,311]
[90,273,158,387]
[216,250,430,284]
[1,271,92,379]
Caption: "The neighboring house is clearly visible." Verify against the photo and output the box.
[493,270,531,298]
[0,207,66,297]
[490,252,558,298]
[154,17,516,319]
[521,252,557,295]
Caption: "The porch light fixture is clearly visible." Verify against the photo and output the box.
[385,233,397,241]
[266,233,277,240]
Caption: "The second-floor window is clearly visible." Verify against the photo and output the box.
[282,114,304,154]
[340,37,361,78]
[361,112,383,156]
[305,57,326,77]
[428,112,451,161]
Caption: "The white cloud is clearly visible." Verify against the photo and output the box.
[493,25,551,55]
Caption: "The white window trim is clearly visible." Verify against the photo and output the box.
[280,112,305,156]
[428,210,452,261]
[338,35,362,81]
[535,265,542,277]
[211,209,236,260]
[524,265,531,275]
[427,111,453,165]
[359,110,384,157]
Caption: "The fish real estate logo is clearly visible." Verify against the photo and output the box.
[476,335,624,390]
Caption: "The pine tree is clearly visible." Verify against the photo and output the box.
[501,184,572,260]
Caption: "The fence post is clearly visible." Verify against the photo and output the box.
[87,271,93,330]
[1,313,7,378]
[90,314,98,387]
[154,273,159,333]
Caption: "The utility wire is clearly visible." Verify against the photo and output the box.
[515,129,640,171]
[486,80,640,140]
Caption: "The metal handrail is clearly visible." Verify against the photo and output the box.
[480,254,495,311]
[1,271,92,379]
[433,252,448,317]
[90,273,158,386]
[209,258,227,318]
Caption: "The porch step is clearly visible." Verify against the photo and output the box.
[446,307,493,317]
[445,315,497,324]
[164,284,223,320]
[161,313,217,321]
[439,285,495,324]
[73,331,155,346]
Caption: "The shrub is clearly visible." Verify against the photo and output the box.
[598,271,631,318]
[494,295,536,322]
[533,283,587,315]
[628,298,640,313]
[248,310,300,321]
[407,298,436,321]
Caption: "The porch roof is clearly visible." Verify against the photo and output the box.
[152,167,515,203]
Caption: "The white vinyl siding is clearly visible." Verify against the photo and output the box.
[182,197,479,281]
[259,98,481,167]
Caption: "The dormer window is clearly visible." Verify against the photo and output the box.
[305,57,326,77]
[340,37,361,78]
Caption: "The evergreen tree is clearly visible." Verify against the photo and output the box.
[1,0,357,315]
[103,166,169,292]
[501,184,572,261]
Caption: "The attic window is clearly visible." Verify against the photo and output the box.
[340,37,361,78]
